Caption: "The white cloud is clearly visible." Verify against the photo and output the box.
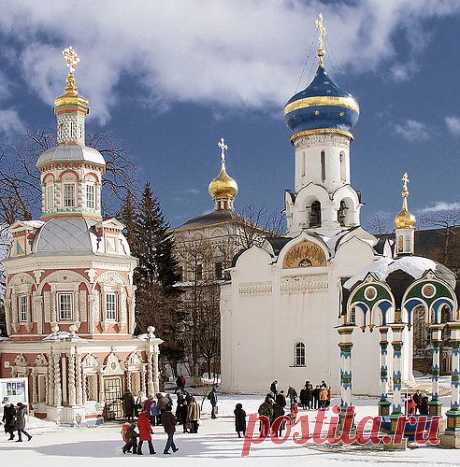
[0,1,459,123]
[445,116,460,136]
[0,109,26,137]
[184,188,200,195]
[393,119,430,142]
[419,201,460,213]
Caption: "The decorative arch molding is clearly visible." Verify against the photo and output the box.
[331,185,360,210]
[8,272,35,289]
[97,271,125,286]
[281,237,328,269]
[82,353,99,372]
[103,352,125,376]
[58,168,81,182]
[402,271,458,325]
[347,274,395,330]
[37,269,91,295]
[294,183,331,208]
[126,352,143,371]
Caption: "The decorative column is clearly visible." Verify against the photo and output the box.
[428,324,443,417]
[82,373,87,405]
[53,352,62,407]
[75,353,83,406]
[145,326,160,396]
[68,351,76,407]
[98,369,105,405]
[337,324,354,426]
[31,369,38,405]
[152,348,160,394]
[441,322,460,448]
[378,326,391,416]
[47,351,54,406]
[388,323,406,443]
[146,351,154,397]
[140,367,147,396]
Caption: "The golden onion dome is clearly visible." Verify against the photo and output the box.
[394,172,416,229]
[208,163,238,200]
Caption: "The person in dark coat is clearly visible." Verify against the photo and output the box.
[175,375,186,393]
[121,421,138,454]
[413,390,422,414]
[120,391,135,421]
[419,396,429,415]
[287,387,297,406]
[275,391,287,409]
[161,409,178,454]
[270,380,278,397]
[207,385,218,419]
[234,403,246,438]
[15,403,32,442]
[258,397,274,437]
[312,385,320,410]
[176,398,188,433]
[299,387,307,409]
[2,403,16,440]
[272,402,285,436]
[137,411,155,455]
[305,383,314,409]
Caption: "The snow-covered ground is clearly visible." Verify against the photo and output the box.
[0,392,458,466]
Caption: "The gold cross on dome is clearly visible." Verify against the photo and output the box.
[218,137,228,163]
[315,13,327,66]
[63,46,80,74]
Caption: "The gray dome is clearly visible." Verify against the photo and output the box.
[34,218,96,256]
[36,144,105,169]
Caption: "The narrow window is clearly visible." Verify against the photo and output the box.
[196,264,203,281]
[301,151,306,177]
[86,184,96,209]
[63,184,75,208]
[106,292,117,321]
[349,308,356,325]
[47,185,54,211]
[340,152,346,183]
[215,262,223,280]
[321,151,326,182]
[58,292,73,321]
[295,342,306,366]
[338,200,347,226]
[398,235,404,253]
[18,295,28,322]
[310,201,321,227]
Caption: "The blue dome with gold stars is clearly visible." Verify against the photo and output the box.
[284,64,359,139]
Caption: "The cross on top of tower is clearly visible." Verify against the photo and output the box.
[315,13,327,66]
[402,172,409,194]
[218,137,228,163]
[63,46,80,74]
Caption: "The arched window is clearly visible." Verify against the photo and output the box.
[295,342,306,367]
[310,201,321,227]
[321,151,326,182]
[340,152,346,183]
[337,200,347,226]
[301,151,306,177]
[46,184,54,211]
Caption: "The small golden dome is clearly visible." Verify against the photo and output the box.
[208,164,238,200]
[394,172,416,229]
[208,138,238,201]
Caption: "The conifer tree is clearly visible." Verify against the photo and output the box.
[118,190,138,254]
[134,183,180,336]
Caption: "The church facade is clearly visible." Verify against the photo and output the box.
[0,48,161,424]
[220,22,459,397]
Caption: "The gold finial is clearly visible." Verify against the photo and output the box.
[218,137,228,168]
[62,46,80,96]
[315,13,327,67]
[395,172,416,229]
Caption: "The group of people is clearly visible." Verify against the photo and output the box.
[119,386,205,455]
[270,379,332,411]
[2,402,32,442]
[405,390,429,416]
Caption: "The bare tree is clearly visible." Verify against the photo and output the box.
[419,208,460,267]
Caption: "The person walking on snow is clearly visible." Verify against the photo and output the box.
[161,408,179,454]
[207,385,218,419]
[270,380,278,397]
[15,403,32,442]
[187,397,201,433]
[2,402,16,440]
[121,421,138,454]
[234,403,247,438]
[137,411,155,455]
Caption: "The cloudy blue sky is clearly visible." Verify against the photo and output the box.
[0,0,460,229]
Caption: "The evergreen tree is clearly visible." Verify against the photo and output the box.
[134,183,180,335]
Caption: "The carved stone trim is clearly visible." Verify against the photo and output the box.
[239,281,272,297]
[280,275,328,295]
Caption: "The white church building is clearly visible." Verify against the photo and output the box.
[220,19,458,397]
